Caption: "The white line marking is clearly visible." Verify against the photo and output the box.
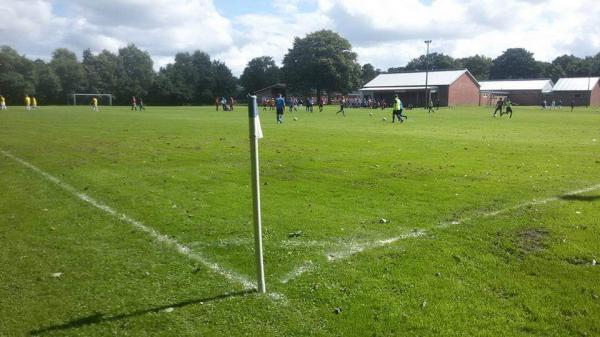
[444,183,600,226]
[326,230,427,262]
[280,260,315,284]
[2,150,261,291]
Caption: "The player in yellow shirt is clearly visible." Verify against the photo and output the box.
[25,95,31,110]
[32,96,38,110]
[91,96,98,112]
[0,95,7,110]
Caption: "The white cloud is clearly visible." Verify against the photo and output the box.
[0,0,598,76]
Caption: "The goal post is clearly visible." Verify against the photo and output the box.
[73,93,113,106]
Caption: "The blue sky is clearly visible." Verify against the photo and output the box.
[1,0,598,76]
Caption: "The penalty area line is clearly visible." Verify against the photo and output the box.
[1,150,283,298]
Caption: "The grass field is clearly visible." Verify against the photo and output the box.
[1,104,600,336]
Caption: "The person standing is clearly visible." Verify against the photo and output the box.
[318,96,324,112]
[287,96,293,113]
[24,95,31,110]
[336,96,346,116]
[32,96,38,110]
[493,97,504,117]
[131,96,137,111]
[427,98,434,113]
[229,96,235,111]
[91,96,99,112]
[215,97,220,111]
[570,99,575,112]
[275,94,285,123]
[0,95,6,110]
[392,94,406,123]
[138,98,145,110]
[504,98,513,118]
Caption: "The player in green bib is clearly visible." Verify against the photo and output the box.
[503,98,513,118]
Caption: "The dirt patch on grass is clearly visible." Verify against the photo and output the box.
[518,228,549,253]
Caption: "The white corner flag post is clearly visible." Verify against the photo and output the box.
[248,95,266,293]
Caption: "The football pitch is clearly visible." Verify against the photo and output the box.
[1,104,599,336]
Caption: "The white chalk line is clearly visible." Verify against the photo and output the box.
[440,183,600,226]
[282,181,600,283]
[280,260,316,284]
[279,230,427,283]
[1,150,280,296]
[326,229,427,262]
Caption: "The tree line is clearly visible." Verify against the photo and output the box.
[1,30,599,105]
[0,44,237,105]
[384,48,600,83]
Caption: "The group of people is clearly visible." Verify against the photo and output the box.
[493,97,513,118]
[271,93,410,124]
[131,96,145,111]
[23,95,39,110]
[216,96,235,111]
[542,99,575,111]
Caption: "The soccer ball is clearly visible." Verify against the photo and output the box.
[382,117,387,121]
[369,112,373,116]
[293,117,298,121]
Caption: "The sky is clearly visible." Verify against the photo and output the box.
[0,0,599,76]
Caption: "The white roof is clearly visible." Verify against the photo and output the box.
[553,77,600,91]
[479,79,553,93]
[362,70,475,88]
[360,86,439,91]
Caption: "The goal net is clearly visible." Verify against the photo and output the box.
[72,93,113,106]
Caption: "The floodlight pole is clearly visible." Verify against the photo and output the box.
[587,70,591,108]
[424,40,432,109]
[248,95,266,293]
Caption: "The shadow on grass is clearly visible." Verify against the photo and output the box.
[559,194,600,202]
[29,289,254,335]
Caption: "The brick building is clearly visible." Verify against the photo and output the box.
[360,69,480,107]
[551,77,600,106]
[479,79,553,106]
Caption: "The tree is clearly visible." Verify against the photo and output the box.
[456,55,493,81]
[95,50,120,94]
[239,56,280,93]
[490,48,543,79]
[282,30,362,97]
[0,46,35,102]
[405,52,459,71]
[50,48,85,102]
[82,49,101,93]
[361,63,378,85]
[116,44,154,103]
[33,60,61,104]
[387,66,406,73]
[212,60,237,99]
[590,52,600,76]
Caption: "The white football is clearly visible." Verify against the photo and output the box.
[382,117,387,121]
[293,117,298,121]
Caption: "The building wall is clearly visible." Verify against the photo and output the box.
[448,73,479,106]
[552,91,591,106]
[504,90,543,105]
[591,82,600,106]
[372,88,449,107]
